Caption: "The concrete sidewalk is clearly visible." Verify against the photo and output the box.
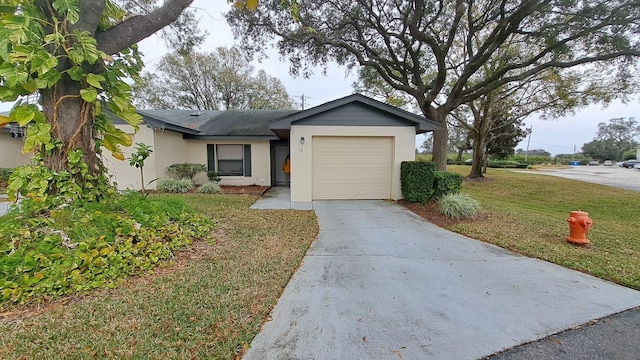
[243,200,640,359]
[249,187,312,210]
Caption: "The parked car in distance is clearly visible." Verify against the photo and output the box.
[603,160,613,166]
[634,163,640,169]
[588,160,600,166]
[621,159,640,168]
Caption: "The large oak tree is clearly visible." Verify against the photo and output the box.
[0,0,257,205]
[227,0,640,171]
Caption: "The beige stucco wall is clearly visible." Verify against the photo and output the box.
[184,139,271,186]
[2,125,272,190]
[152,129,189,183]
[0,133,31,168]
[289,125,416,202]
[102,125,158,190]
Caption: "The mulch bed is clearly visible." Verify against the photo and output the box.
[219,185,270,196]
[398,200,483,228]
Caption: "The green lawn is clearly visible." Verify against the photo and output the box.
[0,194,318,359]
[1,169,639,359]
[443,166,640,290]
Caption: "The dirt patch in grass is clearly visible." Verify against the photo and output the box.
[220,185,270,195]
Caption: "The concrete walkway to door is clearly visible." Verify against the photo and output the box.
[244,200,640,359]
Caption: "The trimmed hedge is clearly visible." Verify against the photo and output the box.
[432,171,464,199]
[401,161,435,204]
[488,160,529,168]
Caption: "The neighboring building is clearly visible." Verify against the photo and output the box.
[1,94,440,203]
[0,117,28,169]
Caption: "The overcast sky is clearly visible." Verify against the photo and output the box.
[2,0,638,156]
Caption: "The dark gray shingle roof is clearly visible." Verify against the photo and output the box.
[137,109,298,137]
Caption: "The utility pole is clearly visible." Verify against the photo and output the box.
[301,94,305,110]
[524,126,532,163]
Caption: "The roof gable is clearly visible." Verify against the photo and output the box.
[269,93,441,133]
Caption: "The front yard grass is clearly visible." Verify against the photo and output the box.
[0,194,318,359]
[434,166,640,290]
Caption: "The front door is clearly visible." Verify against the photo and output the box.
[273,142,290,186]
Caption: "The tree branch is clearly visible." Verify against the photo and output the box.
[95,0,195,54]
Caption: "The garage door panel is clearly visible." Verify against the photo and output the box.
[312,136,392,200]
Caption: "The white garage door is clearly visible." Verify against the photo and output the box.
[312,136,393,200]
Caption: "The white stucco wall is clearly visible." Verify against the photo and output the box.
[184,139,271,186]
[2,122,272,190]
[289,125,416,202]
[152,129,189,182]
[0,133,31,168]
[102,125,158,190]
[106,128,272,189]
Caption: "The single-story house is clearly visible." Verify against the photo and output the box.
[1,94,440,202]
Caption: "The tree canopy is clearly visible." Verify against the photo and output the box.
[582,117,640,160]
[134,48,294,110]
[228,0,640,171]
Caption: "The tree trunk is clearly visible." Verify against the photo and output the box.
[469,133,486,178]
[427,110,448,171]
[40,81,100,175]
[456,148,464,161]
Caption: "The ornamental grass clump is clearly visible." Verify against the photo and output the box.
[158,178,194,193]
[197,181,221,194]
[438,193,482,219]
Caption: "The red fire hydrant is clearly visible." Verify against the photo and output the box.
[566,210,593,245]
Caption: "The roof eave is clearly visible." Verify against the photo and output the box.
[182,134,278,141]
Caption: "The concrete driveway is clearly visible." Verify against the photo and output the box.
[244,200,640,359]
[529,166,640,192]
[0,194,10,216]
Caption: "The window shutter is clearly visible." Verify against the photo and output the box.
[207,144,215,171]
[244,144,252,177]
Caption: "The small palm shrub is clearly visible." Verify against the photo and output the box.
[438,193,482,219]
[197,181,221,194]
[158,178,194,193]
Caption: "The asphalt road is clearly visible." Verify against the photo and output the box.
[486,307,640,360]
[529,165,640,192]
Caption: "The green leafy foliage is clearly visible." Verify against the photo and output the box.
[0,192,213,304]
[438,193,482,219]
[128,143,153,191]
[0,168,13,183]
[196,181,221,194]
[207,170,221,183]
[0,0,144,205]
[432,171,464,200]
[158,178,194,193]
[167,163,206,181]
[400,161,435,204]
[7,150,116,212]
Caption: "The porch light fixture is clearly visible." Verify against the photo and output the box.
[300,136,305,144]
